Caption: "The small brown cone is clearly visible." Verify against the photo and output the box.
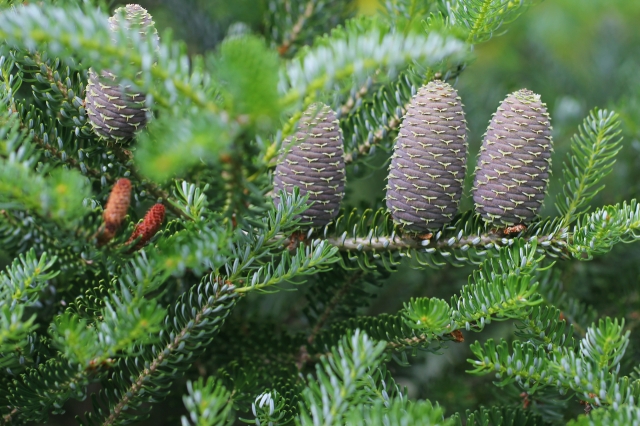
[99,178,132,244]
[126,203,165,251]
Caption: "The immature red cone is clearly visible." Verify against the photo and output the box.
[386,80,468,232]
[100,178,132,243]
[473,89,553,225]
[273,103,346,227]
[126,203,165,250]
[85,4,158,142]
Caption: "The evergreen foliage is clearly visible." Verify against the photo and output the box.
[0,0,639,425]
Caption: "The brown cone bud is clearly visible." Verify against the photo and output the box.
[99,178,131,243]
[126,203,165,250]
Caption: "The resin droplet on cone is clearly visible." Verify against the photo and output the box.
[386,80,468,232]
[85,4,158,142]
[273,104,346,227]
[473,89,553,225]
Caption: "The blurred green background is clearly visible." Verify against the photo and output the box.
[54,0,640,423]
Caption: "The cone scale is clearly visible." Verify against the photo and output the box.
[273,104,346,227]
[473,89,553,225]
[386,80,468,232]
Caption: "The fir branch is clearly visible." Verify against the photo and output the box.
[266,0,353,58]
[538,270,597,338]
[0,5,219,112]
[556,109,623,225]
[297,330,387,425]
[0,248,58,308]
[311,241,547,360]
[567,404,640,426]
[515,305,575,353]
[86,279,238,426]
[0,305,38,371]
[451,405,546,426]
[32,51,70,99]
[447,0,533,44]
[279,22,466,115]
[84,195,339,424]
[580,318,629,372]
[277,0,314,56]
[181,378,236,426]
[0,210,89,273]
[16,49,88,131]
[344,398,450,425]
[12,100,191,222]
[297,209,571,271]
[343,111,403,164]
[570,199,640,259]
[233,240,339,294]
[248,390,288,426]
[339,77,373,118]
[469,319,636,409]
[15,97,190,222]
[6,357,101,423]
[307,270,364,344]
[0,114,91,225]
[16,112,106,180]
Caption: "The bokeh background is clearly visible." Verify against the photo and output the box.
[44,0,640,423]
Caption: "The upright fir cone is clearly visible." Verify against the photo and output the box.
[385,80,468,232]
[85,4,159,142]
[99,178,132,244]
[273,104,346,227]
[126,203,165,250]
[473,89,553,225]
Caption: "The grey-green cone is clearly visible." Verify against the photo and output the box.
[273,104,346,227]
[108,4,160,48]
[85,4,157,142]
[386,80,468,232]
[473,89,553,225]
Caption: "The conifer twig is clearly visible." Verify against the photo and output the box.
[101,282,237,426]
[22,118,189,222]
[277,1,315,56]
[325,230,567,252]
[339,78,374,117]
[32,52,70,100]
[23,121,109,181]
[343,110,403,164]
[1,408,18,425]
[307,271,364,344]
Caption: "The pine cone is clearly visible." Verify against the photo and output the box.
[473,89,553,225]
[386,80,468,232]
[273,104,346,227]
[100,178,132,243]
[85,4,157,142]
[108,4,160,48]
[126,203,165,250]
[85,70,148,142]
